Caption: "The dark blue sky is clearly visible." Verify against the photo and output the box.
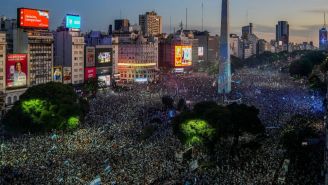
[1,0,327,45]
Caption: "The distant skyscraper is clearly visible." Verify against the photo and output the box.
[242,23,253,40]
[276,21,289,51]
[319,13,328,50]
[218,0,231,94]
[139,11,162,36]
[114,19,130,32]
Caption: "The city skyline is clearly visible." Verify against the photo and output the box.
[0,0,327,46]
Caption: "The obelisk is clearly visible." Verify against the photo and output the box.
[218,0,231,94]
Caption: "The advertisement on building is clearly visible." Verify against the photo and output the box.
[198,47,204,57]
[96,48,112,67]
[84,67,97,81]
[175,46,192,67]
[53,66,62,83]
[98,75,111,86]
[63,67,72,84]
[17,8,49,29]
[85,47,95,67]
[66,15,81,30]
[6,54,28,89]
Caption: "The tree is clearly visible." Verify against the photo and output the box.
[227,103,265,148]
[83,77,106,97]
[177,98,187,112]
[3,82,87,133]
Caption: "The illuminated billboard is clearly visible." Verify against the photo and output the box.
[175,46,192,67]
[63,67,72,84]
[198,47,204,57]
[66,15,81,30]
[85,47,95,67]
[6,54,28,89]
[53,66,62,83]
[96,48,112,67]
[84,67,96,81]
[18,8,49,29]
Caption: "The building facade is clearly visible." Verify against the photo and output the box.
[117,34,158,82]
[14,29,53,86]
[0,32,6,92]
[55,30,85,85]
[114,19,130,33]
[276,21,289,51]
[0,17,17,53]
[139,11,162,36]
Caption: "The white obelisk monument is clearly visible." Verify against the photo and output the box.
[218,0,231,94]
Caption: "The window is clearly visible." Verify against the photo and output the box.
[7,97,12,105]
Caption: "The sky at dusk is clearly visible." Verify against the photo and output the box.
[1,0,327,46]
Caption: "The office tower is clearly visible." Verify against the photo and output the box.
[139,11,162,36]
[218,0,231,94]
[114,19,130,32]
[276,21,289,51]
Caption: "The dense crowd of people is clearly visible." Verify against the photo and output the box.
[0,63,325,184]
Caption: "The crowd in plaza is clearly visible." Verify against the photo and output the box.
[0,64,325,184]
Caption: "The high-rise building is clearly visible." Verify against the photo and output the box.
[139,11,162,36]
[218,0,231,94]
[229,34,243,59]
[319,13,328,50]
[117,34,158,83]
[55,15,85,85]
[54,31,85,85]
[276,21,289,51]
[14,29,54,86]
[319,27,327,50]
[114,19,130,33]
[242,23,253,40]
[0,17,17,53]
[194,31,220,63]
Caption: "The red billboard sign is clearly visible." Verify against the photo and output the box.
[6,54,28,89]
[84,67,96,80]
[18,8,49,29]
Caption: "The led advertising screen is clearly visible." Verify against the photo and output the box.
[96,48,112,67]
[66,15,81,30]
[84,67,97,81]
[85,47,95,67]
[6,54,28,89]
[18,8,49,29]
[98,52,111,64]
[175,46,192,67]
[63,67,72,84]
[53,66,62,83]
[98,75,111,86]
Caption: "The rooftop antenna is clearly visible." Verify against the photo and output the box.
[186,8,188,30]
[246,10,249,24]
[324,12,326,28]
[170,16,172,34]
[202,1,204,31]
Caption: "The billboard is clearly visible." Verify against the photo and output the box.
[53,66,62,83]
[98,75,111,86]
[84,67,96,81]
[63,67,72,84]
[85,47,95,67]
[198,47,204,57]
[175,46,192,67]
[18,8,49,29]
[66,15,81,30]
[6,54,28,89]
[96,48,112,67]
